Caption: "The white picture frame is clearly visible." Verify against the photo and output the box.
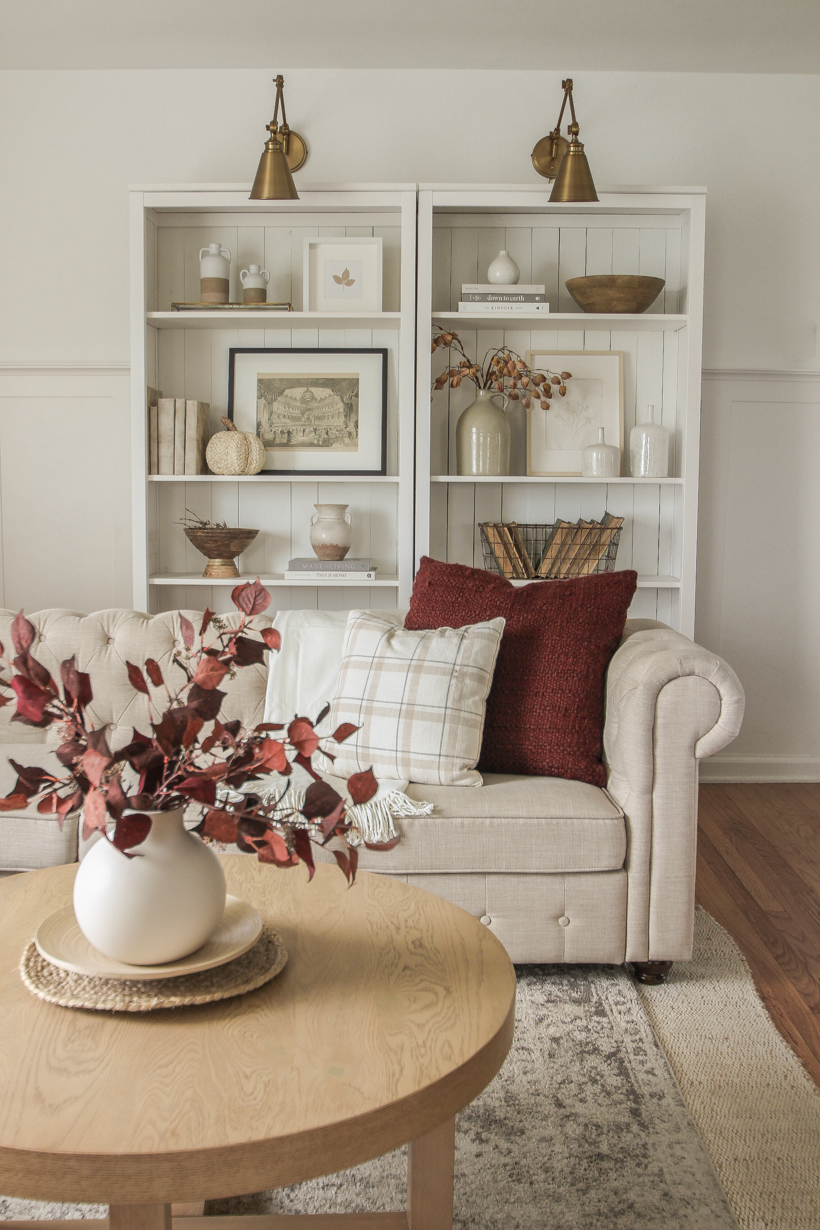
[303,237,383,313]
[525,350,624,477]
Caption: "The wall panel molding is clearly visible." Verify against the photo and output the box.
[701,756,820,784]
[0,365,132,612]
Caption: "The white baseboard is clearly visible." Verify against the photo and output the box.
[700,755,820,783]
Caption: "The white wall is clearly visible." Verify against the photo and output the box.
[0,68,818,775]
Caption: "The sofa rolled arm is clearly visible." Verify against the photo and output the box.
[602,623,744,963]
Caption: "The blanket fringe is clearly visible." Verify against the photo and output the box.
[260,786,432,846]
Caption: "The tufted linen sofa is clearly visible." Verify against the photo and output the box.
[0,607,744,974]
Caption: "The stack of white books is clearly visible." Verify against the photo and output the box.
[284,558,378,581]
[458,284,549,314]
[148,391,210,475]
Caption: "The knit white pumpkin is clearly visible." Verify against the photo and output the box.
[206,417,265,475]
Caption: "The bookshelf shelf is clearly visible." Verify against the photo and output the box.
[147,311,402,331]
[148,574,399,588]
[147,474,401,484]
[432,311,688,332]
[429,475,684,484]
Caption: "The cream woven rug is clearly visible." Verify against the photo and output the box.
[637,906,820,1230]
[2,909,819,1229]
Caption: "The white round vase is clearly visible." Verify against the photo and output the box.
[310,503,353,560]
[73,807,227,965]
[486,249,520,285]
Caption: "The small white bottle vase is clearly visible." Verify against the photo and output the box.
[630,404,669,478]
[310,504,353,560]
[240,263,270,304]
[582,427,621,477]
[487,250,520,285]
[199,242,231,304]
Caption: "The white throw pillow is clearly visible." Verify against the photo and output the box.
[329,610,505,787]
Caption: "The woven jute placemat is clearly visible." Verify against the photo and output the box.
[20,926,287,1012]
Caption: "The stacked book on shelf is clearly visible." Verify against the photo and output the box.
[284,558,378,581]
[480,515,623,579]
[458,284,549,314]
[148,389,210,475]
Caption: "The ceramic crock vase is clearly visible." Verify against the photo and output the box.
[72,807,227,965]
[240,263,270,304]
[199,243,232,304]
[582,427,621,477]
[456,389,511,477]
[310,504,353,560]
[630,404,669,478]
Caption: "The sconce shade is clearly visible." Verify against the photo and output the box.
[549,138,598,203]
[250,135,299,200]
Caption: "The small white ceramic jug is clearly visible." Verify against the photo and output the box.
[582,427,621,477]
[240,264,270,304]
[199,243,231,304]
[310,504,353,561]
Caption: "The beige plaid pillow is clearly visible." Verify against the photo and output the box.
[329,610,505,787]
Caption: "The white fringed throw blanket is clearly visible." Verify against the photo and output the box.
[260,609,433,845]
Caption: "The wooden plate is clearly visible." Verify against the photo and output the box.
[35,895,263,981]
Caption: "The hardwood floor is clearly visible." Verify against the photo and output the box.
[696,783,820,1087]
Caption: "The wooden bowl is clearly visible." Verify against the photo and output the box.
[184,527,259,578]
[565,274,666,314]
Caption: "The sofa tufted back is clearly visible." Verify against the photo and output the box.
[0,608,273,748]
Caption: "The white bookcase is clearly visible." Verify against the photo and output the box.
[130,183,417,614]
[415,184,706,638]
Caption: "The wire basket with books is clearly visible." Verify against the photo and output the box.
[479,517,623,580]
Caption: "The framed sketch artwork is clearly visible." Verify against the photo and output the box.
[525,350,624,477]
[303,237,383,313]
[228,348,388,476]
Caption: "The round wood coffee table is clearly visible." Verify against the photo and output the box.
[0,858,515,1230]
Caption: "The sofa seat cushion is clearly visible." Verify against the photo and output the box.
[0,743,79,870]
[347,774,626,875]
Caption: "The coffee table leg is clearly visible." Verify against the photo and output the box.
[110,1205,172,1230]
[407,1115,455,1230]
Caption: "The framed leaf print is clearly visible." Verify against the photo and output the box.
[303,237,383,313]
[525,350,624,477]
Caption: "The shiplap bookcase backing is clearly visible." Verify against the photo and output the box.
[131,185,417,615]
[415,186,706,637]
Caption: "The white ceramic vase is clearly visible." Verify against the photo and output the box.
[582,427,621,477]
[73,807,227,965]
[199,242,231,304]
[486,249,520,285]
[456,388,511,476]
[630,404,669,477]
[310,503,353,560]
[240,263,270,304]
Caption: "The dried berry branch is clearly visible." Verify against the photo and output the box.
[431,330,572,411]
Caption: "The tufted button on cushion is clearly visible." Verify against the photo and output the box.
[558,915,570,927]
[480,915,492,925]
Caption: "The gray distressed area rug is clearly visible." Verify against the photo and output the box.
[0,955,737,1230]
[207,961,737,1230]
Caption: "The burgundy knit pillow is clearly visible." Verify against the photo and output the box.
[405,558,638,785]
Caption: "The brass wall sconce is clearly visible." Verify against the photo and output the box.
[250,75,308,201]
[532,79,598,203]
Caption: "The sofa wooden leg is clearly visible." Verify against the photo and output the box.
[631,960,673,985]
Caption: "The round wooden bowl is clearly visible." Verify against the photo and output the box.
[565,274,666,314]
[184,527,259,578]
